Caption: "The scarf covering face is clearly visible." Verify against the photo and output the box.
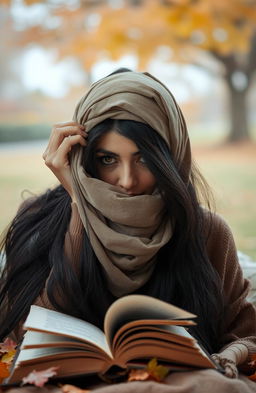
[70,71,191,296]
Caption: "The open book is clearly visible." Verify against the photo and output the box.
[8,295,218,383]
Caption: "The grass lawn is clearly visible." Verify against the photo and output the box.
[192,141,256,260]
[0,139,255,260]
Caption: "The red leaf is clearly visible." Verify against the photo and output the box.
[22,366,59,387]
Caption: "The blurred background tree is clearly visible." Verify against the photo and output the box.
[1,0,256,142]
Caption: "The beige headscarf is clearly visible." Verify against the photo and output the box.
[70,71,191,297]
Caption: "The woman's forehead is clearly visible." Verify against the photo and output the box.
[95,130,139,154]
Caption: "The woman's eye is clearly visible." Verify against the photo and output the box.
[139,156,147,165]
[99,156,116,165]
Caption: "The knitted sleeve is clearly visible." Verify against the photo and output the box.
[206,213,256,358]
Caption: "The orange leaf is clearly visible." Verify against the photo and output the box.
[61,383,91,393]
[249,372,256,381]
[128,369,151,382]
[246,353,256,381]
[0,361,10,379]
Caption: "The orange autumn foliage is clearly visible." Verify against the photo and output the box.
[1,0,256,142]
[0,361,10,382]
[249,373,256,382]
[3,0,256,69]
[248,354,256,381]
[0,338,17,384]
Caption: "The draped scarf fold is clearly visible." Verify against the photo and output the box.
[70,71,191,296]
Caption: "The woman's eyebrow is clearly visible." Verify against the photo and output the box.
[95,148,140,156]
[95,149,118,156]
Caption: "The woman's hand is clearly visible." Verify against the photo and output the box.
[211,353,238,378]
[43,121,87,201]
[211,343,248,379]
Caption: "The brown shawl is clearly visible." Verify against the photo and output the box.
[70,71,191,296]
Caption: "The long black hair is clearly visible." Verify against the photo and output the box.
[0,118,223,352]
[83,119,223,352]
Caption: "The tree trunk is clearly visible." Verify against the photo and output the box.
[212,42,255,143]
[225,80,250,142]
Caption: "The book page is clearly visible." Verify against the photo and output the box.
[112,324,196,352]
[24,306,111,357]
[17,346,107,364]
[22,331,83,348]
[117,341,215,369]
[22,331,105,354]
[104,295,196,346]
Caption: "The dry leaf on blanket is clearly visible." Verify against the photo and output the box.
[128,369,150,382]
[22,366,59,387]
[0,361,10,382]
[248,373,256,382]
[128,358,169,383]
[0,338,17,353]
[147,358,169,382]
[247,354,256,381]
[1,350,16,364]
[61,384,91,393]
[0,337,17,383]
[248,354,256,369]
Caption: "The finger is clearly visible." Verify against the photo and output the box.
[47,125,87,155]
[224,364,238,379]
[54,121,85,130]
[45,135,86,170]
[64,133,87,149]
[55,125,86,137]
[51,122,86,141]
[44,133,87,165]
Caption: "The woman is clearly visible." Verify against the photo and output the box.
[1,69,256,392]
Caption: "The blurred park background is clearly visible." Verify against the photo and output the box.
[0,0,255,259]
